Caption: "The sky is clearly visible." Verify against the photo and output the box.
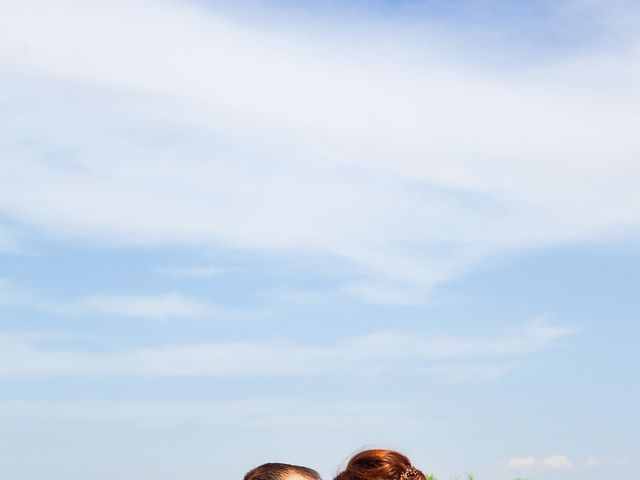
[0,0,639,479]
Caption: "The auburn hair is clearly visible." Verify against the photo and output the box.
[334,449,427,480]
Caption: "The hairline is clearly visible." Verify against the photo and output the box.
[244,462,321,480]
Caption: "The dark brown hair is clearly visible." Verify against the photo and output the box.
[244,462,321,480]
[334,449,427,480]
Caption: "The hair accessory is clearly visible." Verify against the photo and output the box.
[399,466,419,480]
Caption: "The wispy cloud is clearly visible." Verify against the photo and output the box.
[1,0,639,303]
[2,283,260,321]
[0,398,410,430]
[542,455,574,469]
[0,276,237,320]
[40,293,222,320]
[0,318,573,379]
[508,454,575,469]
[507,456,537,468]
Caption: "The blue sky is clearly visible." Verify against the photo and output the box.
[1,0,639,479]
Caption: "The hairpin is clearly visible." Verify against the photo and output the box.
[399,466,419,480]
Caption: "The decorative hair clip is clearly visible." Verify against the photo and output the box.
[399,466,419,480]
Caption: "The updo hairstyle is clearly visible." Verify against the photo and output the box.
[334,449,427,480]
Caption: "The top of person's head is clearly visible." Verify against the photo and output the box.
[334,449,427,480]
[244,462,321,480]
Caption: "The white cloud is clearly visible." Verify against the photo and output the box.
[0,278,239,320]
[39,293,225,319]
[78,293,215,319]
[508,454,575,469]
[346,316,574,359]
[507,457,537,468]
[4,284,259,320]
[542,454,574,469]
[0,318,572,379]
[1,0,639,303]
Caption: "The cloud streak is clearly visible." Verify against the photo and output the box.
[0,318,573,379]
[0,398,410,430]
[0,284,242,320]
[40,293,226,320]
[508,454,575,469]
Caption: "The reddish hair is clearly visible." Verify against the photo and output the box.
[334,449,427,480]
